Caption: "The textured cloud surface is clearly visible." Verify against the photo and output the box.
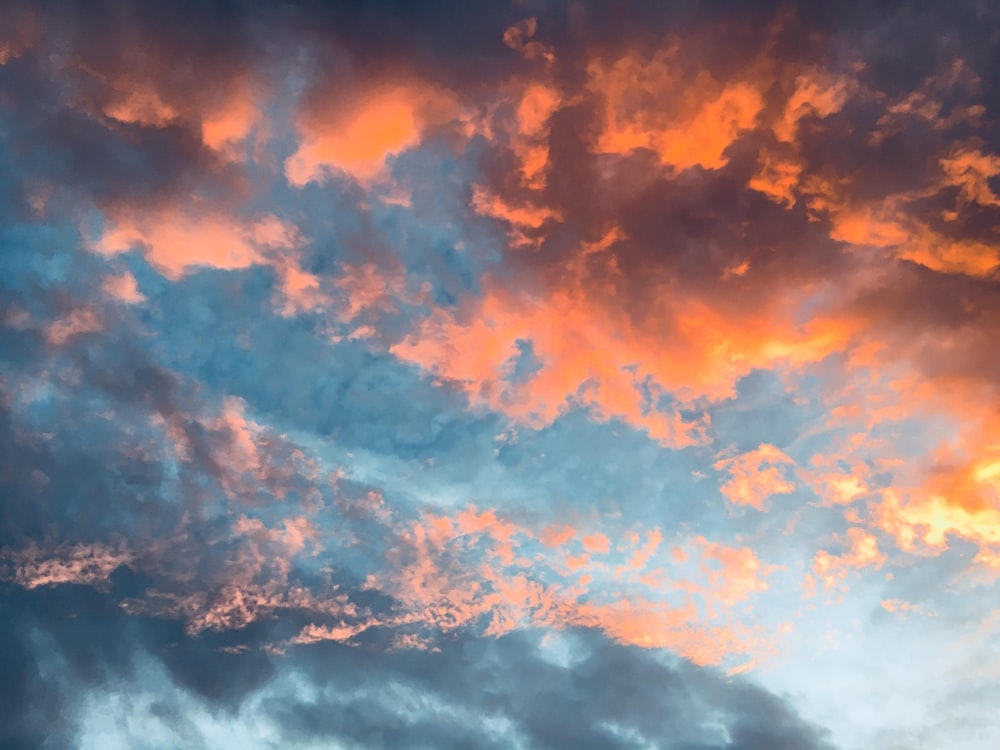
[2,1,1000,748]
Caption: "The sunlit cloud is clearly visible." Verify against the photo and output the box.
[4,3,1000,749]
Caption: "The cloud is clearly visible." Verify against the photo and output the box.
[2,543,133,590]
[6,2,1000,748]
[587,47,765,171]
[810,527,886,593]
[286,80,462,187]
[0,578,837,750]
[101,271,146,304]
[44,307,102,346]
[715,443,798,510]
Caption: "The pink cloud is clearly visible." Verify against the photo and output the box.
[44,308,102,345]
[101,271,146,304]
[3,543,132,590]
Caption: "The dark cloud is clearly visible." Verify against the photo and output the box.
[281,625,836,749]
[0,576,837,749]
[0,39,245,214]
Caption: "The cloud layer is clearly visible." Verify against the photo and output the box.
[2,1,1000,748]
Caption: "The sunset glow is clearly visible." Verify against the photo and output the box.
[2,2,999,748]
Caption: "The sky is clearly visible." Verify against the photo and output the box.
[1,1,999,748]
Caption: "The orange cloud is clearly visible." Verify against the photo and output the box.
[391,283,707,447]
[773,69,853,143]
[872,483,1000,567]
[286,80,460,186]
[802,168,1000,276]
[350,510,648,657]
[869,59,986,146]
[470,187,563,248]
[200,78,263,153]
[749,70,854,205]
[93,206,279,278]
[807,367,1000,570]
[370,526,495,633]
[625,529,663,571]
[94,69,264,156]
[570,597,758,665]
[290,621,374,645]
[392,248,861,446]
[697,537,774,607]
[800,461,869,506]
[134,579,359,635]
[749,148,804,207]
[812,527,886,591]
[587,48,764,171]
[361,504,781,668]
[511,83,562,189]
[581,533,611,554]
[805,176,913,247]
[90,202,337,317]
[539,524,575,547]
[899,235,1000,277]
[102,77,179,127]
[747,65,989,288]
[940,146,1000,207]
[881,599,931,615]
[714,444,797,510]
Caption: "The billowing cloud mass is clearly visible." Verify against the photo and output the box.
[2,1,1000,748]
